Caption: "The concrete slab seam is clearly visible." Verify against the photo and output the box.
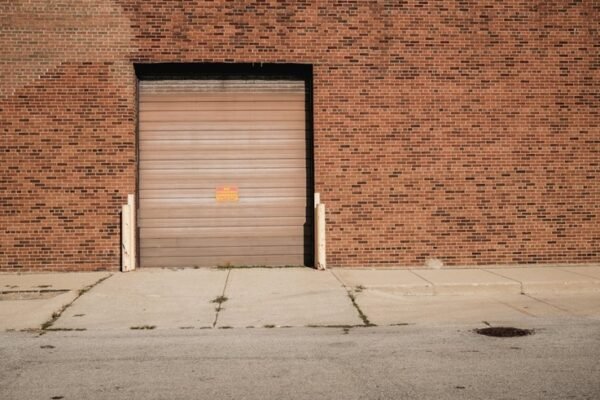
[492,298,538,318]
[329,270,374,327]
[40,273,113,331]
[409,270,437,295]
[556,267,600,281]
[328,269,347,288]
[521,293,574,316]
[212,268,232,328]
[483,269,525,294]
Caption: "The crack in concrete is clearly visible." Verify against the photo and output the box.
[556,266,600,281]
[40,274,113,331]
[492,299,537,317]
[522,293,573,315]
[484,269,525,294]
[329,270,376,327]
[409,270,436,294]
[212,268,232,328]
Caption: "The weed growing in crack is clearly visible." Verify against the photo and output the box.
[40,275,111,331]
[347,292,375,327]
[212,268,231,328]
[216,264,304,269]
[45,328,86,332]
[210,295,228,305]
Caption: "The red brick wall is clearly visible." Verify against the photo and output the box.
[1,1,598,271]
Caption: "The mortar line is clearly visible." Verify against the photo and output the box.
[41,274,113,331]
[212,268,232,328]
[484,269,525,294]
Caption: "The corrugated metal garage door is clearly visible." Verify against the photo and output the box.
[138,80,311,268]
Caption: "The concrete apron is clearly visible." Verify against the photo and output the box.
[53,266,600,331]
[215,268,361,328]
[53,269,229,331]
[52,268,361,331]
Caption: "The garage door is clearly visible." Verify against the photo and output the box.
[138,80,312,268]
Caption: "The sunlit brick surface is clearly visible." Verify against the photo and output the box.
[1,1,598,270]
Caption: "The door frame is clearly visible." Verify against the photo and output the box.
[133,63,315,268]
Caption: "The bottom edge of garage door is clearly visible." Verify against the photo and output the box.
[141,254,311,268]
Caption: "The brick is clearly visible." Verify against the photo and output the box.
[1,0,599,271]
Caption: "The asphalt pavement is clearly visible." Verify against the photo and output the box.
[1,320,599,399]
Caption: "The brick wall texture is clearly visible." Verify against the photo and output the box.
[1,0,599,271]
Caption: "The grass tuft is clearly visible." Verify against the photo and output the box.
[130,325,156,330]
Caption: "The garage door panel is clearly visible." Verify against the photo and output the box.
[140,226,307,239]
[139,79,310,268]
[140,216,309,228]
[139,168,306,183]
[140,159,308,170]
[139,197,308,209]
[140,206,310,219]
[140,187,308,199]
[140,93,304,103]
[140,101,305,112]
[139,167,308,189]
[139,180,308,191]
[140,150,305,161]
[142,245,305,258]
[141,120,305,131]
[141,79,303,89]
[141,255,306,268]
[139,139,305,151]
[141,236,307,249]
[140,79,304,92]
[139,180,307,190]
[140,109,305,122]
[139,130,307,141]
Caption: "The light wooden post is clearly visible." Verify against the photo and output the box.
[121,194,136,272]
[314,193,326,270]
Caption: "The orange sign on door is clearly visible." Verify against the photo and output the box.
[215,186,239,202]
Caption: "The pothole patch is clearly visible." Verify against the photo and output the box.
[475,326,534,338]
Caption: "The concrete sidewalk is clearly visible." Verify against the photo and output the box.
[1,265,599,331]
[0,272,111,331]
[331,265,600,295]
